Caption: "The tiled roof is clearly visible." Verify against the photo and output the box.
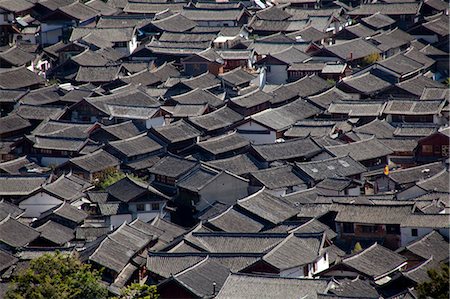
[340,243,407,280]
[69,149,120,173]
[250,165,306,190]
[296,155,367,181]
[217,273,330,299]
[197,132,249,156]
[326,136,393,161]
[237,189,298,224]
[252,137,322,162]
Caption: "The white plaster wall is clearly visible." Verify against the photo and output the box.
[237,121,276,144]
[314,254,329,274]
[265,65,288,84]
[128,36,138,55]
[110,214,133,229]
[401,227,433,246]
[146,116,165,129]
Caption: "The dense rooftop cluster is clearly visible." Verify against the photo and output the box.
[0,0,449,297]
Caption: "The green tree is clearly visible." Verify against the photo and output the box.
[94,167,126,189]
[352,242,363,253]
[118,284,159,299]
[94,168,146,190]
[361,52,381,66]
[326,79,336,86]
[6,252,107,299]
[417,264,449,299]
[443,77,450,87]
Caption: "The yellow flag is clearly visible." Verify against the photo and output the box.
[384,165,389,176]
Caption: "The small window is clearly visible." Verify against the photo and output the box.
[40,149,52,154]
[422,145,433,153]
[386,224,400,235]
[343,222,354,233]
[137,204,145,211]
[361,225,376,233]
[114,41,127,48]
[411,228,418,237]
[151,203,160,210]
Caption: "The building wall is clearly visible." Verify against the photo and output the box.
[19,192,63,218]
[197,172,248,212]
[197,20,236,27]
[347,186,361,195]
[0,11,14,26]
[15,32,38,45]
[413,34,438,44]
[401,227,433,246]
[337,222,402,249]
[265,65,288,84]
[315,254,329,274]
[373,175,396,193]
[110,214,133,230]
[129,201,166,222]
[128,35,138,55]
[40,23,71,45]
[416,133,450,160]
[146,116,165,129]
[40,156,69,167]
[237,121,276,144]
[183,63,208,76]
[263,185,306,197]
[401,227,450,246]
[280,255,329,278]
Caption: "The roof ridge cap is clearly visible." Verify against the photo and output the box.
[174,255,209,277]
[237,187,266,203]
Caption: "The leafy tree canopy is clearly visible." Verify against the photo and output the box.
[362,52,381,66]
[93,168,145,190]
[116,283,159,299]
[417,263,449,299]
[6,252,108,299]
[352,242,363,253]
